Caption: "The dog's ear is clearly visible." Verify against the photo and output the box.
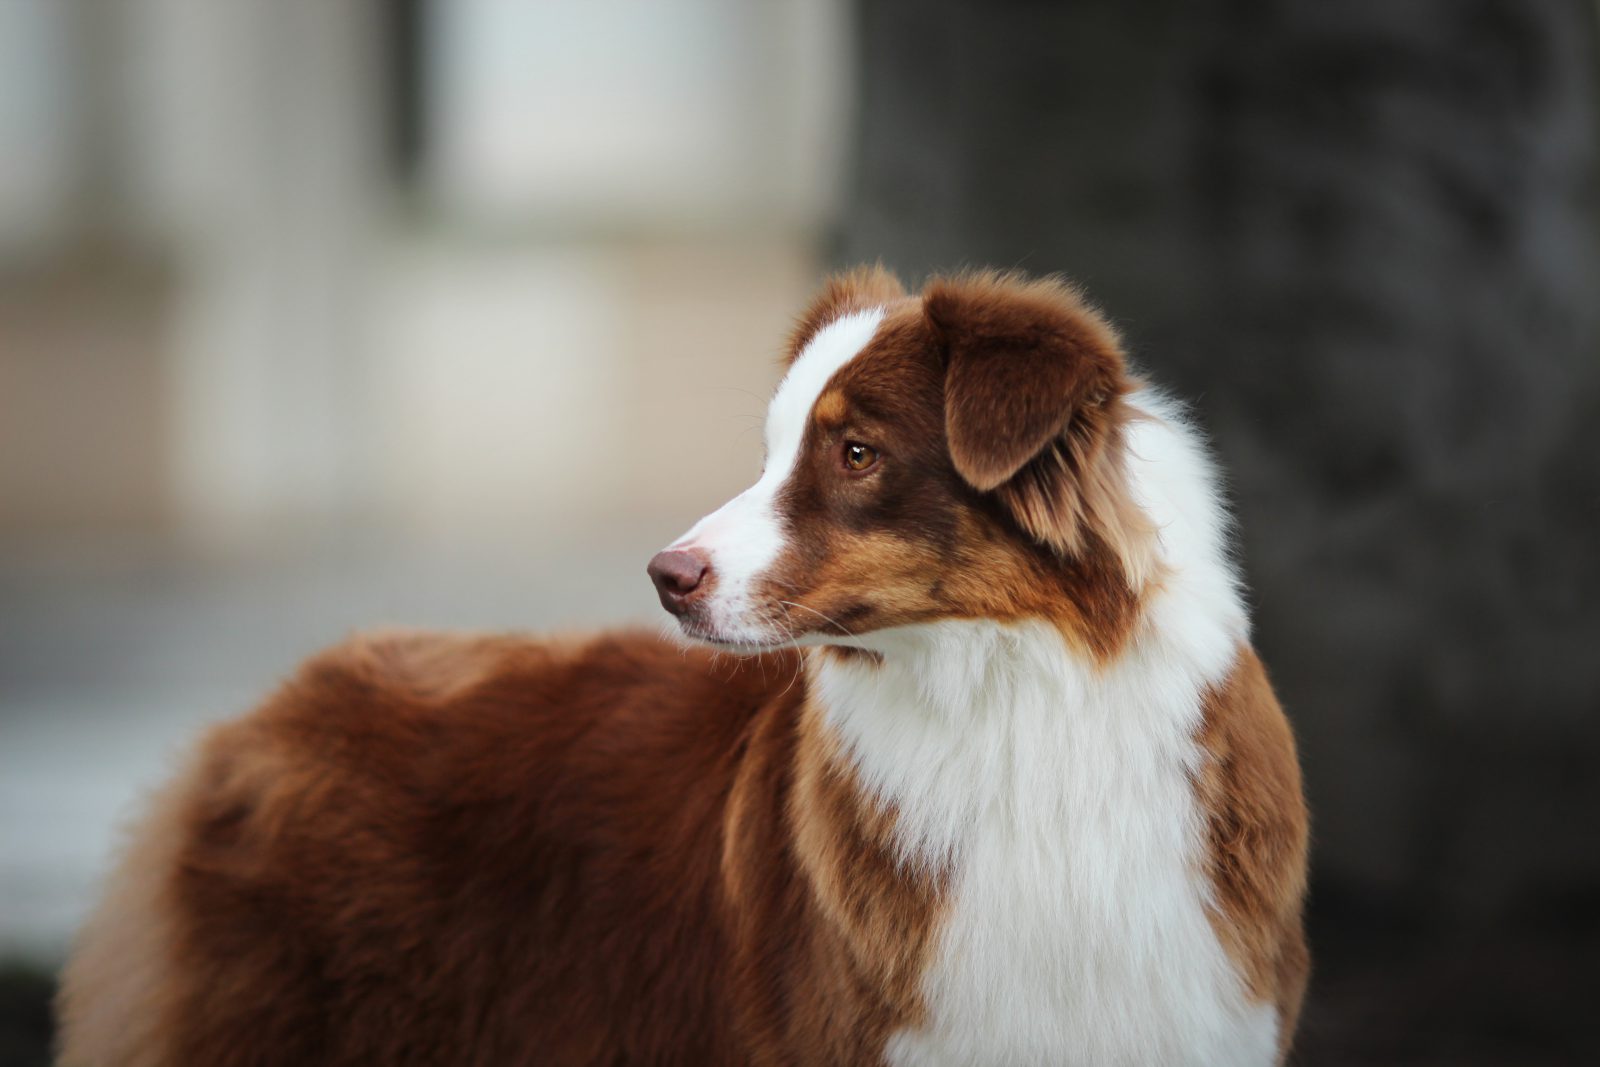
[787,263,906,364]
[924,272,1151,574]
[925,272,1126,492]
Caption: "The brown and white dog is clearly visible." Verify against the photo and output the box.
[57,267,1308,1066]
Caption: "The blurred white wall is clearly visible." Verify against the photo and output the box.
[372,237,817,541]
[125,0,385,539]
[426,0,848,231]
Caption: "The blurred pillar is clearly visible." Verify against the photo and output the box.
[123,0,386,542]
[0,1,172,535]
[839,0,1600,922]
[0,1,80,256]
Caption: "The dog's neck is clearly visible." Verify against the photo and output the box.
[800,392,1251,869]
[805,620,1148,867]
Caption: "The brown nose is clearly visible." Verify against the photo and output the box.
[647,549,709,615]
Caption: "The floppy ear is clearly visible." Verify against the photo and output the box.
[786,263,907,365]
[925,272,1126,492]
[924,272,1152,576]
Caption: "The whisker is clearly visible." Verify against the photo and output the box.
[763,576,801,591]
[779,600,858,639]
[771,618,807,702]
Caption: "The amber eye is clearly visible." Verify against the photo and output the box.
[843,442,879,473]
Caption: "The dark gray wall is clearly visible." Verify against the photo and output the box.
[838,1,1600,1061]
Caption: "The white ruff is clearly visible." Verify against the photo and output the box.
[671,308,885,644]
[813,392,1278,1066]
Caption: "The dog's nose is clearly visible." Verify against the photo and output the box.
[647,549,710,615]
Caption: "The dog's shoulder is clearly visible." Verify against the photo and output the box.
[186,627,797,831]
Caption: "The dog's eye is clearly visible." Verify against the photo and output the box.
[843,442,879,473]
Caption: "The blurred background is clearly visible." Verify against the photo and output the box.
[1,1,1597,1063]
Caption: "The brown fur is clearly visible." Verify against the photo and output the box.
[929,271,1157,582]
[1195,646,1312,1060]
[58,266,1309,1064]
[58,632,939,1066]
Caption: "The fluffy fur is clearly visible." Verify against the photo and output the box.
[57,268,1308,1066]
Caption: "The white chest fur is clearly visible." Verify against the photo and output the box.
[810,397,1279,1066]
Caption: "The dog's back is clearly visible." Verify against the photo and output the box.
[59,632,822,1065]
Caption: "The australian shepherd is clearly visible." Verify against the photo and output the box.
[58,267,1308,1066]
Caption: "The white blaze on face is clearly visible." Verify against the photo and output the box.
[668,308,886,646]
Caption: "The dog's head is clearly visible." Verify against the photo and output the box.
[648,266,1155,660]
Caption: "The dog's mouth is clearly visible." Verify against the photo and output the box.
[679,628,796,656]
[672,599,852,655]
[669,609,789,654]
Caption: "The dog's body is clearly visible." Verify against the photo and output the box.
[59,269,1308,1066]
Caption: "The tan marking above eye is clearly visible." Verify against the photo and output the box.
[843,442,879,473]
[813,390,849,425]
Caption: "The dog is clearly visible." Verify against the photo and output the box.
[57,267,1309,1066]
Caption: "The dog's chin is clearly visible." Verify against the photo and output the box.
[674,618,875,658]
[672,615,796,656]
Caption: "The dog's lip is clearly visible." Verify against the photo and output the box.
[703,637,794,654]
[675,616,795,654]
